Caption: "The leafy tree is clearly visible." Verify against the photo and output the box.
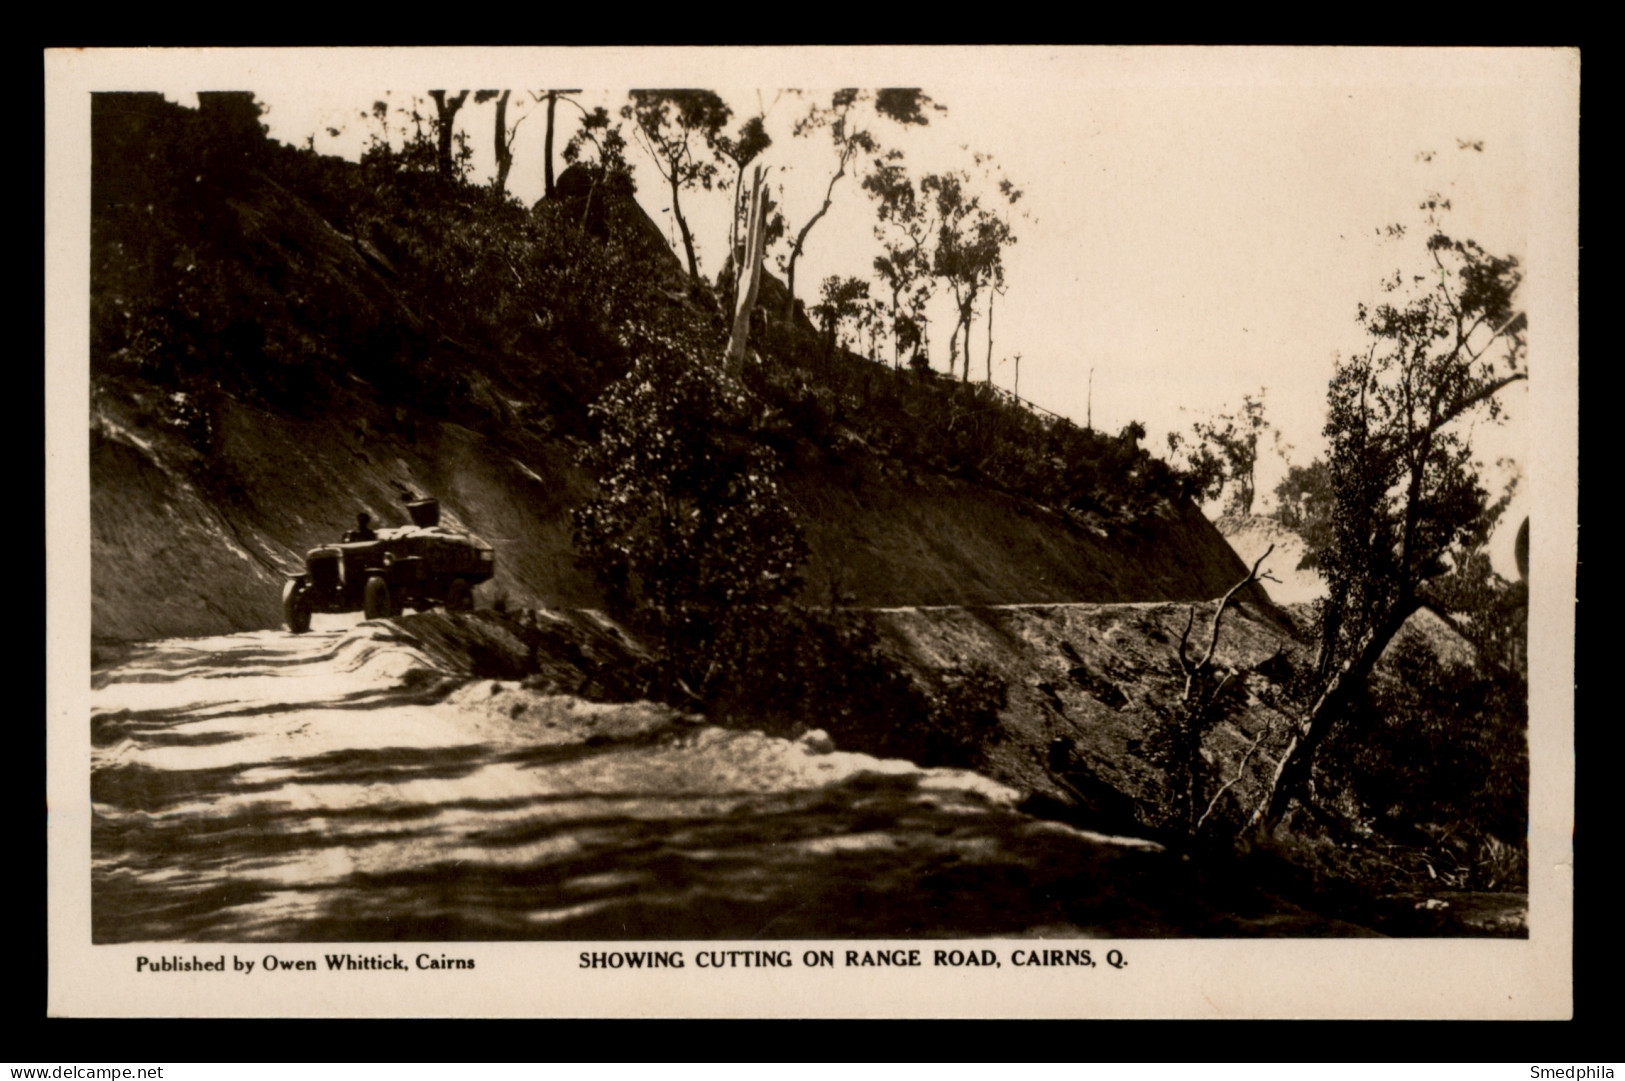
[560,103,633,230]
[1164,428,1227,507]
[623,90,732,280]
[812,275,871,358]
[572,333,808,690]
[865,151,937,369]
[359,96,438,174]
[1272,457,1336,565]
[780,89,939,322]
[1250,212,1527,830]
[922,158,1021,381]
[1167,390,1271,514]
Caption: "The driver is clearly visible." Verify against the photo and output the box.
[344,511,377,542]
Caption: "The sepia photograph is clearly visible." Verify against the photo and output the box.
[46,46,1578,1018]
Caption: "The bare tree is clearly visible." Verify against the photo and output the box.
[1161,545,1280,834]
[427,90,470,178]
[474,90,525,198]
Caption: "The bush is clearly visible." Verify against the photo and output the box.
[1311,634,1527,887]
[571,334,809,684]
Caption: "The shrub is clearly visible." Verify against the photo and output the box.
[571,334,808,685]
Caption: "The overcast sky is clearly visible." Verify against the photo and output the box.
[67,47,1570,535]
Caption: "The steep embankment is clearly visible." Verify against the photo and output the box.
[93,382,1271,640]
[92,387,599,640]
[89,93,1272,640]
[863,600,1300,836]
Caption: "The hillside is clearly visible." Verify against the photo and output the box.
[89,92,1272,641]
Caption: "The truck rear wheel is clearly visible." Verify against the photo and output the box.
[282,580,312,634]
[363,576,394,620]
[446,578,474,613]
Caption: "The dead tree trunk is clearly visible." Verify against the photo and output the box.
[544,92,559,198]
[725,165,769,375]
[985,287,996,383]
[492,90,514,197]
[1171,545,1279,833]
[428,90,469,178]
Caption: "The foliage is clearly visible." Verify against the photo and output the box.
[704,605,1005,770]
[812,275,871,353]
[623,90,732,278]
[1316,634,1527,887]
[1166,390,1270,514]
[571,334,808,675]
[90,92,691,447]
[1427,545,1528,680]
[743,320,1185,527]
[1272,458,1335,567]
[1315,220,1525,676]
[865,152,937,369]
[561,104,632,178]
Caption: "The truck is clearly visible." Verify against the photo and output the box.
[281,498,495,633]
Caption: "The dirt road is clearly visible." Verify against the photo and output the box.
[90,616,1367,942]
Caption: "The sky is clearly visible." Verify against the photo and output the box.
[74,47,1571,559]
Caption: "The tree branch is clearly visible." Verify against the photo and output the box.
[1196,723,1274,831]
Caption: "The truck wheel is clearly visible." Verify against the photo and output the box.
[363,576,394,620]
[282,580,312,634]
[446,578,474,613]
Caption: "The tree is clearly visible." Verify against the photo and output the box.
[1272,457,1335,565]
[922,158,1021,381]
[359,96,437,174]
[529,88,583,199]
[1249,214,1527,830]
[560,103,632,230]
[427,90,471,178]
[572,334,808,692]
[623,90,732,280]
[812,275,871,359]
[474,90,524,199]
[1149,546,1280,836]
[865,151,937,369]
[1166,390,1271,515]
[780,89,939,322]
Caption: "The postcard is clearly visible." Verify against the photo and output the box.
[46,45,1578,1018]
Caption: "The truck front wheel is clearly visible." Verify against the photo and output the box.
[363,576,394,620]
[445,578,474,613]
